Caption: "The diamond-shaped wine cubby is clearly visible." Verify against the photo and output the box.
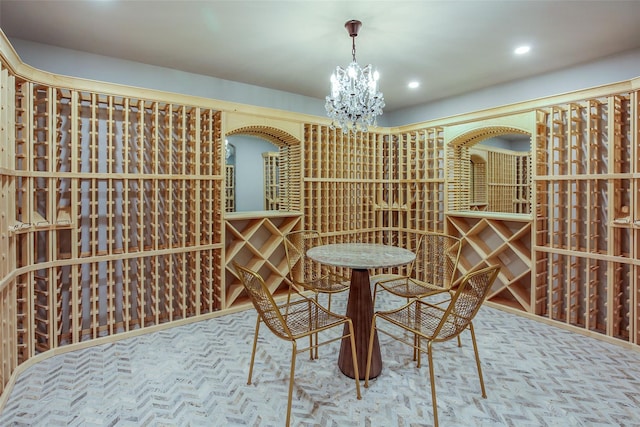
[447,213,532,312]
[224,211,302,308]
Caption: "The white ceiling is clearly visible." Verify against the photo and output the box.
[2,0,640,112]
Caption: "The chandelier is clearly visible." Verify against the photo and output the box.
[325,20,385,133]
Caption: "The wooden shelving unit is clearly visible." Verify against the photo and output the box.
[223,211,302,307]
[5,75,225,359]
[303,125,384,244]
[302,126,446,278]
[225,164,235,212]
[534,94,638,340]
[447,213,532,311]
[262,152,279,210]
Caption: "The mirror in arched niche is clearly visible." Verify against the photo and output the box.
[224,125,302,213]
[447,124,532,215]
[225,135,278,211]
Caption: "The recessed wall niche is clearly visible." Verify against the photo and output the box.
[222,118,304,308]
[445,112,535,216]
[224,122,302,213]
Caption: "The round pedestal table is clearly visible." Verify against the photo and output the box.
[306,243,415,379]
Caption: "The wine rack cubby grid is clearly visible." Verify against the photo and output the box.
[2,33,640,409]
[447,214,533,311]
[302,125,446,278]
[4,71,226,370]
[225,164,235,212]
[533,94,639,342]
[262,152,279,210]
[223,212,302,308]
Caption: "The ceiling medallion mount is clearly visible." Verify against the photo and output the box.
[345,19,362,39]
[325,19,385,134]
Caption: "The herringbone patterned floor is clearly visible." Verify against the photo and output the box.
[2,289,640,426]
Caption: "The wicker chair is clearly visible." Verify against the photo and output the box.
[283,230,350,309]
[372,232,462,307]
[283,230,350,358]
[233,262,361,427]
[365,265,500,427]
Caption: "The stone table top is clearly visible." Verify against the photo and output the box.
[306,243,415,270]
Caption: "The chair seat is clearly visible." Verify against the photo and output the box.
[295,273,349,294]
[377,277,447,298]
[278,298,350,338]
[371,232,463,308]
[378,300,460,341]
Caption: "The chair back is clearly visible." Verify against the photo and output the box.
[412,232,462,289]
[233,262,292,340]
[283,230,323,282]
[431,264,500,341]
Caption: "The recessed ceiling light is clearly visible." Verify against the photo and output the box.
[408,81,420,89]
[514,45,530,55]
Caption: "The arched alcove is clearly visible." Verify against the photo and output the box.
[225,125,302,212]
[446,120,533,215]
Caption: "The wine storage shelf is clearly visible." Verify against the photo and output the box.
[447,213,533,311]
[225,164,235,212]
[534,95,639,342]
[262,152,279,210]
[224,211,302,308]
[2,68,226,373]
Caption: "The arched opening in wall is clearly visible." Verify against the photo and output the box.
[225,126,302,212]
[447,126,531,215]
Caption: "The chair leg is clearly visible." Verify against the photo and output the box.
[284,283,297,318]
[248,317,261,385]
[364,314,378,388]
[285,285,293,308]
[414,301,422,367]
[313,293,320,360]
[306,297,315,360]
[371,283,379,308]
[469,323,487,398]
[453,293,462,348]
[427,341,439,427]
[285,341,298,427]
[346,320,362,399]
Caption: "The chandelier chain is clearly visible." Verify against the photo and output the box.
[352,36,357,62]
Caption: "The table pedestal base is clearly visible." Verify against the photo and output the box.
[339,268,381,379]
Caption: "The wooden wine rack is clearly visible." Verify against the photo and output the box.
[225,164,235,212]
[467,146,531,214]
[447,213,532,310]
[534,94,638,341]
[262,152,279,210]
[302,125,447,278]
[303,125,384,241]
[224,211,302,307]
[3,67,226,368]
